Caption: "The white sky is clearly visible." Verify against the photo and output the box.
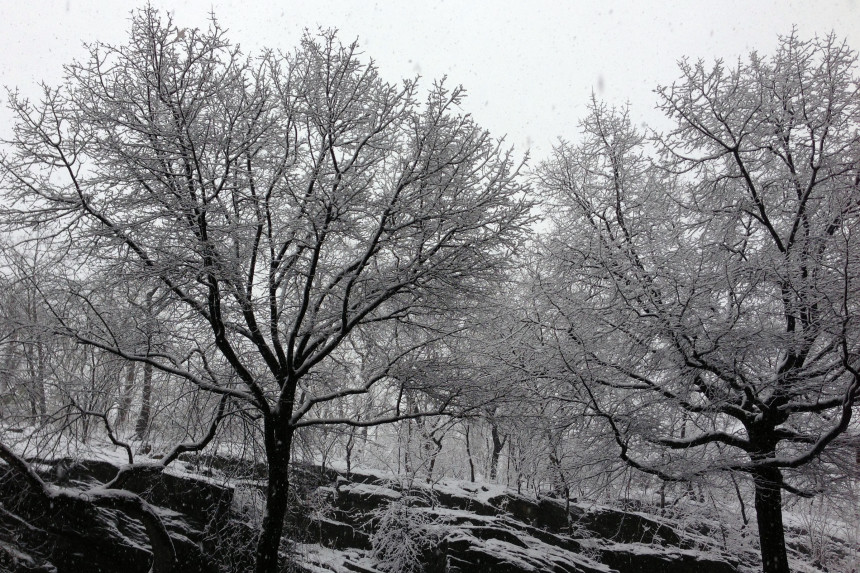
[1,0,858,159]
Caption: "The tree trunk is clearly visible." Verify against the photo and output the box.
[730,474,749,527]
[403,419,413,475]
[116,362,136,430]
[255,418,294,573]
[0,334,21,418]
[34,341,46,416]
[345,430,354,477]
[464,422,475,482]
[134,360,153,441]
[753,467,789,573]
[344,416,362,478]
[134,288,156,442]
[426,436,443,483]
[23,342,45,418]
[548,450,568,501]
[489,424,506,481]
[23,295,46,419]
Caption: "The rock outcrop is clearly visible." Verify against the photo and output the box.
[1,456,744,573]
[290,471,740,573]
[0,458,229,573]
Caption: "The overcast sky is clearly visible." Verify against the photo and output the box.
[1,1,858,159]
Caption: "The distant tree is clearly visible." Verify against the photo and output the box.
[0,8,530,571]
[0,239,231,573]
[537,33,860,573]
[0,243,57,422]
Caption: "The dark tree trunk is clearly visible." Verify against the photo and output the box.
[134,360,153,441]
[403,420,413,475]
[426,436,443,482]
[0,334,21,417]
[548,451,569,501]
[489,424,506,480]
[23,296,46,418]
[464,422,475,482]
[134,288,156,442]
[344,416,362,478]
[345,430,354,477]
[730,474,749,527]
[35,341,46,416]
[23,341,46,418]
[752,467,789,573]
[254,417,294,573]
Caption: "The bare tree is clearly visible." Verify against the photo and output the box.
[537,32,860,573]
[1,8,530,571]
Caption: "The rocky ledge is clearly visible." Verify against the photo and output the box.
[1,456,746,572]
[289,469,740,573]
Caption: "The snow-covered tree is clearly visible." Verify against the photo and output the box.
[537,32,860,573]
[0,8,531,571]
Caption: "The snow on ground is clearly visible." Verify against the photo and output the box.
[295,543,380,573]
[424,476,509,506]
[7,432,856,573]
[337,481,402,501]
[2,428,134,466]
[0,538,58,573]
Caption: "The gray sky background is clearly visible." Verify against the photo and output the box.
[1,1,858,159]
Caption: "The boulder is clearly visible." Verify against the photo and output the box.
[593,543,737,573]
[576,507,682,546]
[334,482,403,515]
[485,493,541,525]
[434,530,609,573]
[0,461,222,573]
[122,469,233,527]
[433,488,496,516]
[310,516,372,550]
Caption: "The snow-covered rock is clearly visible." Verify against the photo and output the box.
[1,454,750,573]
[291,473,740,573]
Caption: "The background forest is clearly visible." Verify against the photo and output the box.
[0,8,858,573]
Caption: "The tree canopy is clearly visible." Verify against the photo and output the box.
[1,14,857,573]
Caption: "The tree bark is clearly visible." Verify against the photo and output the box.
[752,467,789,573]
[35,341,46,416]
[23,341,46,418]
[134,360,153,441]
[345,430,354,477]
[403,419,413,475]
[134,288,156,442]
[116,362,136,430]
[426,435,443,483]
[489,424,506,481]
[254,416,294,573]
[465,422,476,482]
[0,333,21,419]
